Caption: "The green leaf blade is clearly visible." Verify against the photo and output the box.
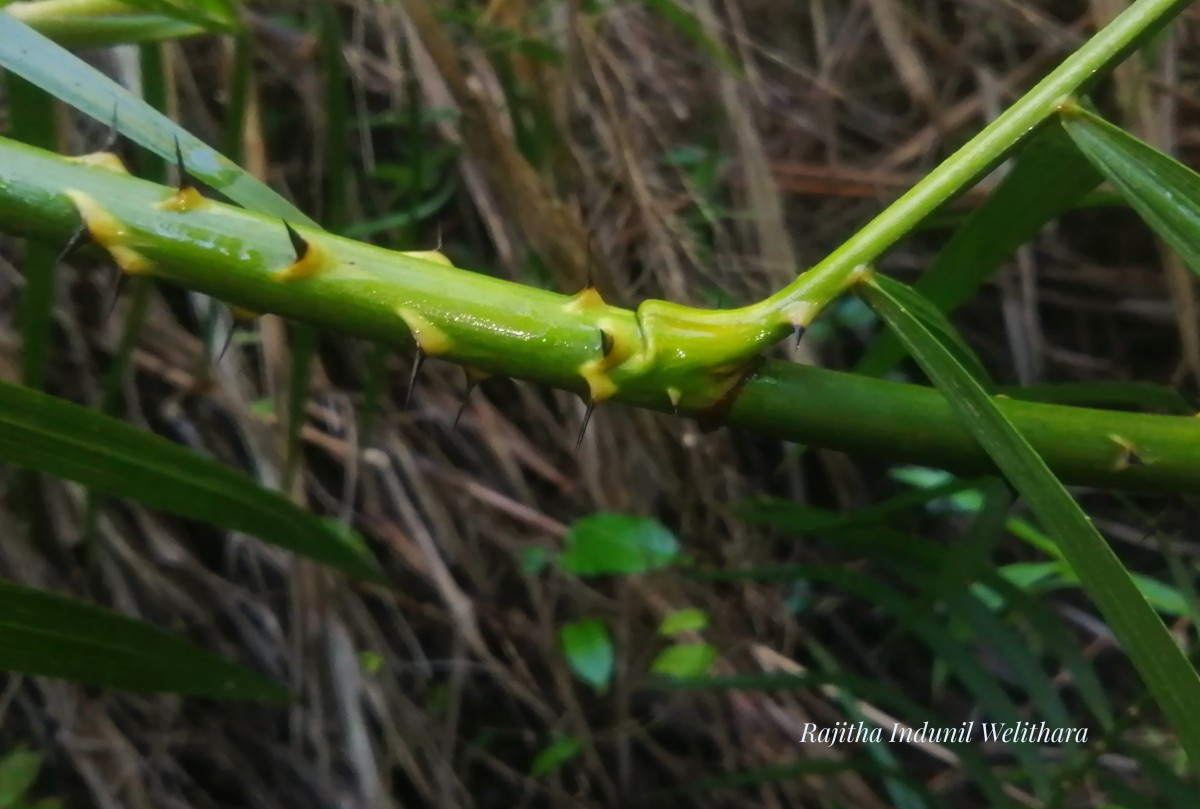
[0,381,381,581]
[860,273,1200,767]
[1061,104,1200,282]
[0,579,288,701]
[0,15,315,226]
[857,126,1102,378]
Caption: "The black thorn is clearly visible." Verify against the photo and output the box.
[56,225,89,264]
[404,348,426,408]
[173,136,187,190]
[599,328,613,357]
[453,378,478,429]
[283,220,309,260]
[215,322,238,365]
[102,271,129,325]
[100,102,119,152]
[794,325,806,349]
[575,401,595,451]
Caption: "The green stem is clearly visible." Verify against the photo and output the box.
[743,0,1193,333]
[0,136,1195,493]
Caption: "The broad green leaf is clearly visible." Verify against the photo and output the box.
[559,513,680,577]
[529,737,582,777]
[658,608,708,636]
[860,273,1200,766]
[0,380,381,581]
[559,618,613,692]
[858,126,1102,377]
[1061,104,1200,283]
[0,579,287,700]
[0,15,316,226]
[650,643,716,679]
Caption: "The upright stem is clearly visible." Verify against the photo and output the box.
[742,0,1193,330]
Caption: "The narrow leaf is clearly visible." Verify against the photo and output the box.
[0,381,381,581]
[0,579,287,700]
[857,126,1102,377]
[1061,104,1200,282]
[0,15,316,225]
[860,273,1200,765]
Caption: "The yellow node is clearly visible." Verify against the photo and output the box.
[848,263,875,285]
[565,287,605,313]
[156,187,210,213]
[1108,434,1147,471]
[783,301,818,329]
[396,307,454,356]
[66,152,129,174]
[63,190,153,274]
[577,358,618,403]
[277,233,334,281]
[401,249,454,267]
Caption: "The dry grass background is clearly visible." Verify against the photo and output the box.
[1,0,1198,807]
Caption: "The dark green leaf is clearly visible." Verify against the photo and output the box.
[860,273,1200,765]
[0,381,381,581]
[1061,104,1200,283]
[0,579,287,700]
[0,15,315,225]
[858,126,1101,377]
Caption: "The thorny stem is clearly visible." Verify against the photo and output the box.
[0,136,1197,493]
